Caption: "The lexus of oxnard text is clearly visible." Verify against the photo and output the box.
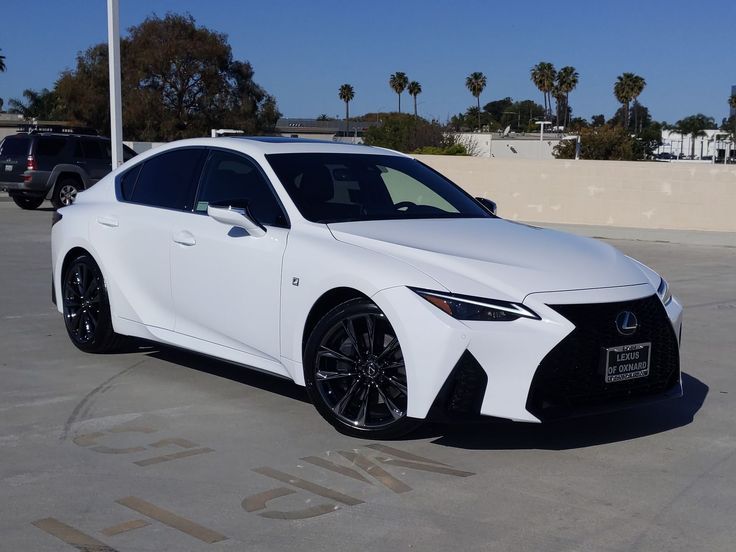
[51,137,683,438]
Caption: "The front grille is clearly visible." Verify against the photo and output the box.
[526,294,679,420]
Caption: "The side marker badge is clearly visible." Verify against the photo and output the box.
[292,277,300,287]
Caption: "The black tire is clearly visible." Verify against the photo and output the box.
[51,178,82,209]
[61,254,125,353]
[304,298,421,439]
[12,195,44,210]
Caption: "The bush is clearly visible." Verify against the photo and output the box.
[363,113,445,153]
[413,144,468,155]
[553,125,642,160]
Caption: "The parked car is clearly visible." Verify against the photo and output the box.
[51,137,683,438]
[0,127,136,210]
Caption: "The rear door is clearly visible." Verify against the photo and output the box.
[0,135,30,184]
[89,147,207,330]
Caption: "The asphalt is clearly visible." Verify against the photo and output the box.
[1,200,735,552]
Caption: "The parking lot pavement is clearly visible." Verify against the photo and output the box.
[1,200,734,552]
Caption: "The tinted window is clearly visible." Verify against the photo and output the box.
[130,149,205,210]
[81,139,110,160]
[195,150,287,227]
[35,137,66,159]
[0,136,30,158]
[266,153,490,223]
[119,164,142,200]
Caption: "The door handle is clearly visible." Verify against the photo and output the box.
[96,216,118,228]
[173,231,196,246]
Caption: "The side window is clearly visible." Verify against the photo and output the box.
[81,139,110,160]
[35,137,66,160]
[119,163,142,200]
[130,149,205,210]
[195,150,288,227]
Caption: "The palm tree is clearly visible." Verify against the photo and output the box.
[465,72,487,130]
[389,72,409,113]
[338,83,355,135]
[555,66,579,128]
[729,94,736,113]
[530,62,556,120]
[407,81,422,117]
[675,114,716,158]
[0,49,6,72]
[613,73,642,130]
[630,74,646,133]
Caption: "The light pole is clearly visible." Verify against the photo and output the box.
[535,121,552,159]
[107,0,123,169]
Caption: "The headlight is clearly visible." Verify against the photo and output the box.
[657,277,672,306]
[410,288,540,321]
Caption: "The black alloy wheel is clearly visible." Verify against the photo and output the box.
[304,298,420,438]
[62,254,123,353]
[11,195,44,210]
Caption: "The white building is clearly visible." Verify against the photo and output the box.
[656,129,733,161]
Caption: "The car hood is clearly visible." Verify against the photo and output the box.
[328,218,649,301]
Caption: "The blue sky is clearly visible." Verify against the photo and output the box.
[0,0,734,124]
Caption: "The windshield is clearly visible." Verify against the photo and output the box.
[266,153,491,223]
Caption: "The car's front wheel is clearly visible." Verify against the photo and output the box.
[62,254,124,353]
[304,298,420,438]
[52,178,81,209]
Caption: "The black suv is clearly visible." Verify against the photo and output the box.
[0,127,136,209]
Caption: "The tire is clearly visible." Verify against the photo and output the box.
[304,298,421,439]
[61,254,125,353]
[51,178,82,209]
[11,195,44,210]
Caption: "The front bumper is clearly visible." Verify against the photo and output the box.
[372,284,683,423]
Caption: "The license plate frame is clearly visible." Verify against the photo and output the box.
[4,164,12,172]
[604,342,651,383]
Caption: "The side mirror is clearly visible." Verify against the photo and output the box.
[475,197,497,216]
[207,201,266,237]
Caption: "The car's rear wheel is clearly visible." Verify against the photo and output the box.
[52,178,81,209]
[11,194,44,210]
[62,254,124,353]
[304,298,421,438]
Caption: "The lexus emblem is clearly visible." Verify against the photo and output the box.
[615,311,638,335]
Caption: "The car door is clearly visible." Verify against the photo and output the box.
[170,148,290,363]
[89,147,206,330]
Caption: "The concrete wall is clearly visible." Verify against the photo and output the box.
[415,155,736,232]
[455,132,562,159]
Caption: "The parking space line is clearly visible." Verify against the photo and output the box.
[101,519,151,536]
[252,467,364,506]
[337,451,412,493]
[300,455,373,484]
[116,496,227,544]
[32,517,119,552]
[133,447,214,466]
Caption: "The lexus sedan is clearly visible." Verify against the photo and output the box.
[51,137,683,438]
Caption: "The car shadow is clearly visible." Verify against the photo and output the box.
[423,373,708,450]
[127,340,311,405]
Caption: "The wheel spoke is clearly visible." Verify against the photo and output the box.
[316,370,355,381]
[382,361,405,371]
[332,378,362,415]
[376,386,403,420]
[341,319,362,358]
[365,315,376,355]
[318,345,356,364]
[377,336,399,361]
[356,385,371,426]
[384,375,407,395]
[84,276,98,298]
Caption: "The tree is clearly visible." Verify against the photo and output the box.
[591,114,605,127]
[630,74,646,133]
[51,13,279,140]
[675,114,716,158]
[553,125,641,160]
[465,71,487,130]
[338,83,355,134]
[0,48,5,72]
[613,72,644,130]
[363,113,445,153]
[7,88,61,120]
[389,72,408,113]
[730,94,736,112]
[530,62,556,120]
[555,66,579,128]
[407,81,422,117]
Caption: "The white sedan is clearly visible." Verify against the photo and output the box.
[51,138,683,438]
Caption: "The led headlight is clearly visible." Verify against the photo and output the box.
[411,288,540,321]
[657,277,672,306]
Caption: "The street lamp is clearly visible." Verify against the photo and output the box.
[107,0,123,169]
[535,121,552,159]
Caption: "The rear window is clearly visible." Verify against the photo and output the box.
[0,136,30,158]
[129,148,206,210]
[35,137,67,159]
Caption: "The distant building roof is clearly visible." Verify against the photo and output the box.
[276,118,379,134]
